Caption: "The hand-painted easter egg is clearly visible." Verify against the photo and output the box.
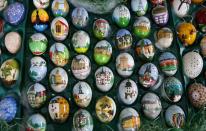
[200,36,206,57]
[0,0,7,11]
[49,96,69,123]
[29,56,47,82]
[29,33,48,55]
[52,0,69,17]
[73,81,92,108]
[0,59,19,86]
[150,0,164,5]
[49,67,68,93]
[93,18,111,39]
[49,43,69,67]
[5,32,21,54]
[192,0,205,4]
[71,55,91,80]
[141,92,162,119]
[152,5,169,26]
[172,0,190,18]
[26,114,46,131]
[94,40,112,65]
[118,79,138,105]
[33,0,49,9]
[131,0,148,16]
[116,29,132,51]
[95,96,116,123]
[72,7,89,29]
[27,83,46,109]
[196,8,206,33]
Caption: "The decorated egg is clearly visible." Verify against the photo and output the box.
[71,55,91,80]
[49,43,69,67]
[116,29,132,51]
[27,83,46,109]
[161,77,183,103]
[150,0,163,5]
[72,30,90,54]
[152,5,168,26]
[72,7,89,29]
[133,16,151,38]
[93,18,111,39]
[112,4,130,27]
[52,0,69,17]
[118,79,138,105]
[49,67,68,93]
[0,59,19,86]
[3,2,25,26]
[95,66,114,92]
[0,0,7,11]
[136,39,155,61]
[26,114,46,131]
[51,17,69,41]
[150,74,164,91]
[139,63,158,88]
[73,109,93,131]
[188,83,206,108]
[31,9,49,32]
[116,53,135,77]
[49,96,69,123]
[141,92,162,119]
[94,40,112,65]
[73,81,92,108]
[0,96,17,122]
[183,51,203,79]
[155,27,173,50]
[5,32,21,54]
[33,0,49,9]
[0,18,4,38]
[118,108,140,131]
[159,52,178,76]
[29,33,48,55]
[29,56,47,82]
[95,96,116,123]
[192,0,205,4]
[195,8,206,33]
[165,105,185,128]
[172,0,190,18]
[177,22,197,46]
[131,0,148,16]
[200,36,206,57]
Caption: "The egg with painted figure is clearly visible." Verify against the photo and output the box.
[131,0,148,16]
[72,7,89,29]
[26,114,46,131]
[116,29,132,51]
[5,31,21,54]
[52,0,69,17]
[33,0,49,9]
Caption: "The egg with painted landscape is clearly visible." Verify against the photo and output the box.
[131,0,148,16]
[93,18,111,39]
[26,114,46,131]
[52,0,69,17]
[72,7,89,29]
[116,29,132,51]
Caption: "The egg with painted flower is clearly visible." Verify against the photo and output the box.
[52,0,69,17]
[72,7,89,29]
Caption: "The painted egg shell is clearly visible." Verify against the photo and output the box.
[72,7,89,29]
[71,55,91,80]
[31,9,49,32]
[152,5,168,26]
[49,96,69,123]
[95,66,114,92]
[118,107,140,131]
[196,8,206,33]
[3,2,25,26]
[51,17,69,41]
[0,18,4,38]
[192,0,205,4]
[0,0,7,11]
[136,39,155,61]
[0,96,17,122]
[29,33,48,55]
[116,53,135,77]
[0,59,19,86]
[72,30,90,54]
[150,74,164,91]
[141,92,162,119]
[73,81,92,108]
[139,63,158,88]
[200,36,206,57]
[94,40,112,65]
[27,83,47,109]
[26,114,46,131]
[188,83,206,108]
[29,56,47,82]
[95,96,116,123]
[118,79,138,105]
[155,27,173,50]
[116,29,132,51]
[49,43,69,67]
[159,52,178,76]
[165,105,185,128]
[49,67,68,93]
[5,32,21,54]
[183,51,203,79]
[52,0,69,17]
[150,0,163,5]
[177,22,197,46]
[93,18,111,39]
[131,0,148,16]
[73,109,93,131]
[33,0,49,9]
[133,16,151,38]
[112,4,130,27]
[172,0,190,18]
[161,77,183,103]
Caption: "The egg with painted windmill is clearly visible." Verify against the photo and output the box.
[116,29,132,51]
[152,5,169,26]
[33,0,49,9]
[172,0,190,18]
[52,0,69,17]
[93,18,111,39]
[72,7,89,29]
[200,36,206,57]
[0,0,7,11]
[195,8,206,33]
[26,114,46,131]
[131,0,148,16]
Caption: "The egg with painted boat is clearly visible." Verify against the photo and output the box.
[152,5,168,26]
[52,0,69,17]
[0,0,7,11]
[200,36,206,57]
[116,29,132,51]
[196,8,206,33]
[33,0,49,9]
[72,7,89,29]
[5,31,21,54]
[172,0,190,18]
[26,114,46,131]
[131,0,148,16]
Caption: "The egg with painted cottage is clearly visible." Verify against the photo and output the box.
[72,7,89,29]
[131,0,148,16]
[116,29,132,51]
[26,114,46,131]
[52,0,69,17]
[93,18,111,39]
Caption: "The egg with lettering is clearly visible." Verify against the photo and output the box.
[172,0,190,18]
[26,114,46,131]
[93,18,111,39]
[72,7,89,29]
[116,29,132,51]
[131,0,148,16]
[152,5,168,26]
[5,32,21,54]
[52,0,69,17]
